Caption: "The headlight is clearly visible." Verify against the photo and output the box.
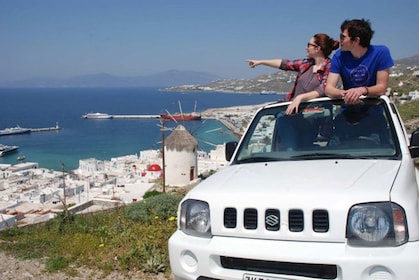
[346,202,408,247]
[180,199,212,238]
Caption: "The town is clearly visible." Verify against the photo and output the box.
[0,103,263,230]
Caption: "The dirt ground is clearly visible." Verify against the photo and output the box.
[0,252,172,280]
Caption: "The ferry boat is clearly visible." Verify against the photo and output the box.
[0,144,19,157]
[0,126,31,136]
[82,112,113,119]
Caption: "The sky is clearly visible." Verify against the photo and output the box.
[1,0,418,83]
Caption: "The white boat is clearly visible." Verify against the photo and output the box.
[17,154,26,161]
[0,144,19,157]
[0,125,31,136]
[81,112,113,119]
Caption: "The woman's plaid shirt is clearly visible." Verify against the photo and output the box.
[280,58,331,101]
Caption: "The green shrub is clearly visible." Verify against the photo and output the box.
[124,193,183,224]
[143,190,162,199]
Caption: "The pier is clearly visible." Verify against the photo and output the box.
[30,123,62,133]
[112,114,160,119]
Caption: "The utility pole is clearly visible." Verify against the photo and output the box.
[61,163,70,221]
[61,163,67,207]
[161,118,166,193]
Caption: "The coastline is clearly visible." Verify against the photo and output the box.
[201,103,271,136]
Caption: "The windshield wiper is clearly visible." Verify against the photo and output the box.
[233,156,280,164]
[290,153,355,159]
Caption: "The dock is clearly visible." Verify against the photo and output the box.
[112,114,160,119]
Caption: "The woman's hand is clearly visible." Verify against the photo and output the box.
[245,59,260,68]
[285,96,302,115]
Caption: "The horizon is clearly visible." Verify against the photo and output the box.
[1,0,418,83]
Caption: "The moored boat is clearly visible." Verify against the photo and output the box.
[17,154,26,161]
[0,126,31,136]
[82,112,113,119]
[160,112,201,121]
[160,100,201,121]
[0,144,19,157]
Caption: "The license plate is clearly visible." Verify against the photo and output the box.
[243,273,294,280]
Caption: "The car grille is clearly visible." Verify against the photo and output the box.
[224,207,329,233]
[221,256,337,279]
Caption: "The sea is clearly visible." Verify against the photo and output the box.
[0,87,284,171]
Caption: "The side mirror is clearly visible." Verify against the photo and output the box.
[225,141,238,161]
[409,127,419,158]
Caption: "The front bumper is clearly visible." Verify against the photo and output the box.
[169,230,419,280]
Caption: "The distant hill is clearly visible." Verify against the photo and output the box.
[0,70,222,88]
[2,54,418,89]
[395,54,419,66]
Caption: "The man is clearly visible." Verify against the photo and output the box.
[325,19,394,104]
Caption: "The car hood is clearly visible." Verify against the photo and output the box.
[191,159,400,202]
[186,159,401,242]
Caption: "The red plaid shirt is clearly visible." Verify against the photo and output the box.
[280,58,331,101]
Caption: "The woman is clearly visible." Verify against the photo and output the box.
[246,33,339,114]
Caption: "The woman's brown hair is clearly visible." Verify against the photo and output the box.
[313,33,339,57]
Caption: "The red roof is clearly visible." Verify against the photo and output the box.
[148,164,162,171]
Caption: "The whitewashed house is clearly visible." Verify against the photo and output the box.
[0,214,16,230]
[77,158,105,175]
[408,90,419,100]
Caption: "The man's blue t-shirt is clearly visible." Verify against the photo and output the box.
[330,45,394,89]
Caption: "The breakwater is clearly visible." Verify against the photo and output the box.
[112,114,160,119]
[30,125,61,132]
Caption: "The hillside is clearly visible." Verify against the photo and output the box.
[166,54,419,95]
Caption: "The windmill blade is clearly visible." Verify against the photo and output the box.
[204,127,223,133]
[165,109,179,123]
[200,140,218,147]
[156,123,174,131]
[178,100,184,116]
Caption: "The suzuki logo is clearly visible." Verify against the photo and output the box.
[265,214,279,226]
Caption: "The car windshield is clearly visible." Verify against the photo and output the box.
[233,98,400,163]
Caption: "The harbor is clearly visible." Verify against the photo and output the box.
[0,88,281,171]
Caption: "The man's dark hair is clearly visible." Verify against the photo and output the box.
[341,19,374,48]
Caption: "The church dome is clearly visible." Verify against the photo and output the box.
[148,164,162,171]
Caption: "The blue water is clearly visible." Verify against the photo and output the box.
[0,87,283,170]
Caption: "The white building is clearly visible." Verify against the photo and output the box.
[408,90,419,100]
[0,214,16,230]
[77,158,105,175]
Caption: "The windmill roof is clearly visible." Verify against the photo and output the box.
[165,125,198,151]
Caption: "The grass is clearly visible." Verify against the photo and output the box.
[396,98,419,133]
[398,99,419,120]
[0,191,183,278]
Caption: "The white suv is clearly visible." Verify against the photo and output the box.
[169,96,419,280]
